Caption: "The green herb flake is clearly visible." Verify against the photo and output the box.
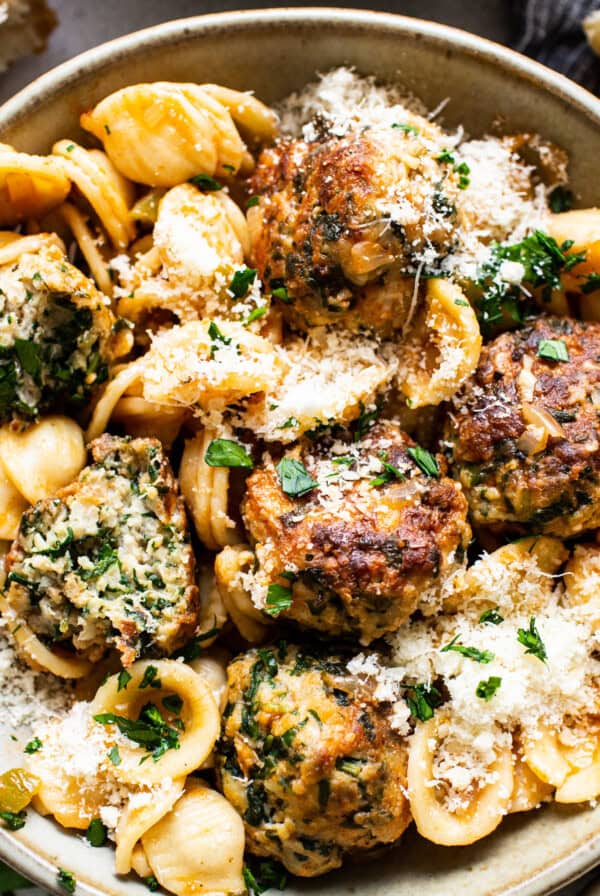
[207,320,232,357]
[244,305,268,325]
[86,818,108,847]
[229,267,257,299]
[95,703,181,763]
[117,669,132,692]
[24,736,42,754]
[271,285,290,303]
[441,636,494,664]
[537,338,569,362]
[370,460,406,488]
[140,665,162,690]
[476,676,502,701]
[57,868,76,894]
[189,173,223,191]
[108,745,121,766]
[582,273,600,294]
[479,608,504,626]
[243,860,287,895]
[436,149,455,164]
[276,457,317,498]
[335,757,363,778]
[404,683,443,721]
[162,694,184,715]
[454,161,470,189]
[549,186,574,214]
[391,123,420,135]
[517,616,547,663]
[145,876,159,892]
[407,445,440,478]
[0,810,26,831]
[265,583,293,617]
[246,195,260,209]
[204,438,253,469]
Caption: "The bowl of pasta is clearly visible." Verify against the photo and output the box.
[0,7,600,896]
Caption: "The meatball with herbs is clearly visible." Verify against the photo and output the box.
[217,643,411,876]
[4,435,198,665]
[242,421,470,642]
[248,122,461,334]
[0,243,115,423]
[445,316,600,536]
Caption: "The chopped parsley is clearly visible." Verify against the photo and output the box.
[476,676,502,701]
[479,608,504,626]
[207,320,232,358]
[265,583,293,617]
[582,273,600,294]
[242,860,287,895]
[246,195,260,209]
[162,694,184,715]
[391,123,420,135]
[335,757,364,777]
[548,185,574,213]
[24,736,42,754]
[276,457,317,498]
[370,455,406,487]
[354,401,380,441]
[405,683,443,722]
[271,285,290,303]
[86,818,108,847]
[229,267,257,299]
[441,636,494,664]
[205,437,253,469]
[107,746,121,766]
[94,704,181,763]
[436,149,455,164]
[244,305,268,325]
[407,445,440,478]
[517,616,547,663]
[57,869,76,894]
[0,810,26,831]
[139,665,162,689]
[188,173,223,191]
[145,877,159,892]
[537,338,569,362]
[454,160,470,189]
[117,669,132,692]
[475,230,586,334]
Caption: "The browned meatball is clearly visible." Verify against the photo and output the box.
[216,643,411,876]
[248,123,460,334]
[445,317,600,536]
[242,421,470,642]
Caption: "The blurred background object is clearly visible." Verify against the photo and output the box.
[0,0,55,75]
[1,0,599,103]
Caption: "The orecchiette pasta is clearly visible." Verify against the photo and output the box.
[116,183,250,323]
[0,415,86,505]
[190,648,229,713]
[201,84,279,143]
[397,277,482,408]
[508,752,554,814]
[90,660,220,785]
[81,83,251,186]
[0,144,70,225]
[141,781,245,896]
[408,716,514,846]
[115,779,185,874]
[214,544,270,643]
[523,721,600,802]
[179,428,242,551]
[52,140,136,249]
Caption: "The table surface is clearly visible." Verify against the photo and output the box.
[0,1,598,894]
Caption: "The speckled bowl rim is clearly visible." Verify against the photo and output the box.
[0,8,599,896]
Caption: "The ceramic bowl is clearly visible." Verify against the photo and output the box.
[1,9,600,896]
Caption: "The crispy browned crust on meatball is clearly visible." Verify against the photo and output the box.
[216,644,411,876]
[243,422,470,641]
[446,317,600,536]
[248,128,458,334]
[5,435,199,666]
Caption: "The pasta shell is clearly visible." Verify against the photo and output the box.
[0,458,28,540]
[90,659,220,786]
[0,416,86,504]
[115,778,185,874]
[214,544,270,643]
[0,145,70,225]
[398,277,482,408]
[201,84,279,143]
[141,781,245,896]
[179,429,241,551]
[190,647,229,713]
[81,83,246,186]
[407,716,514,846]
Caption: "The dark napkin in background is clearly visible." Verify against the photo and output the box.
[511,0,600,94]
